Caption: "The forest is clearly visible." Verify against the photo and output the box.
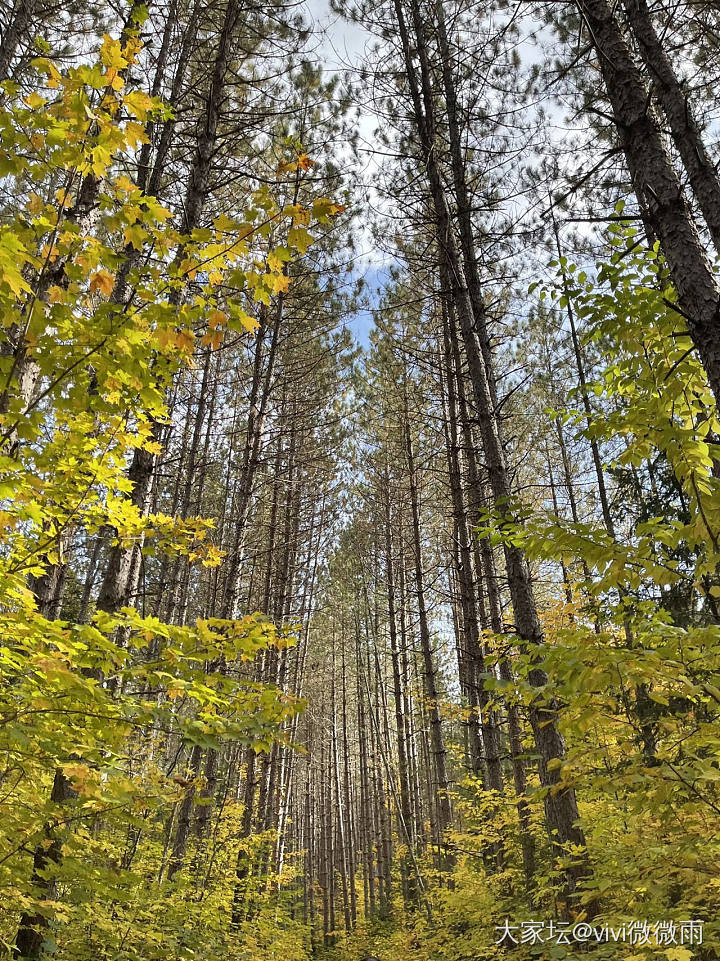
[0,0,719,958]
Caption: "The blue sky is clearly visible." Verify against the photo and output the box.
[347,264,392,344]
[301,0,398,347]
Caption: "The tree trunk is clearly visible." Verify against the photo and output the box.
[98,0,241,621]
[13,770,76,959]
[623,0,720,252]
[0,0,37,79]
[402,380,453,837]
[389,0,593,905]
[577,0,720,407]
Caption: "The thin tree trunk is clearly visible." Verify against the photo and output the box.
[551,205,615,537]
[167,744,203,880]
[402,380,453,837]
[453,324,536,888]
[12,770,76,959]
[440,302,504,794]
[222,299,283,617]
[383,474,416,860]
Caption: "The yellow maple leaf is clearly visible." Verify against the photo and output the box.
[54,188,72,209]
[124,120,147,148]
[89,269,114,296]
[62,763,89,783]
[114,175,139,194]
[175,329,195,352]
[26,193,43,214]
[291,206,311,227]
[269,272,291,294]
[235,309,259,333]
[123,36,142,65]
[201,545,225,568]
[124,89,154,121]
[106,68,124,91]
[25,91,45,110]
[123,223,145,250]
[156,327,174,349]
[63,763,101,798]
[208,310,227,329]
[99,35,127,70]
[202,330,224,350]
[213,213,236,233]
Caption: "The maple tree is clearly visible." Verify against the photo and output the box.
[0,17,341,959]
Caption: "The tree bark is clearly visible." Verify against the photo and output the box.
[440,303,504,794]
[577,0,720,407]
[13,770,76,959]
[401,379,453,837]
[622,0,720,252]
[0,0,37,78]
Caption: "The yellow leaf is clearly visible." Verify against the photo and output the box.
[54,188,72,209]
[201,545,225,568]
[156,327,174,349]
[25,91,45,109]
[123,223,145,250]
[665,949,693,961]
[62,764,93,792]
[124,120,147,147]
[89,270,114,296]
[123,36,143,65]
[175,329,195,352]
[106,68,125,90]
[114,175,139,194]
[202,330,224,350]
[269,272,291,294]
[99,35,127,70]
[312,197,346,221]
[124,89,154,120]
[229,308,259,333]
[26,193,43,214]
[288,225,311,253]
[291,206,310,227]
[213,213,236,233]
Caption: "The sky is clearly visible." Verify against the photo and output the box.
[302,0,372,71]
[299,0,390,345]
[295,0,566,347]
